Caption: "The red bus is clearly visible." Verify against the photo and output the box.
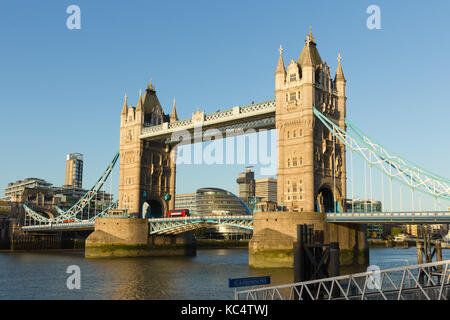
[167,209,190,217]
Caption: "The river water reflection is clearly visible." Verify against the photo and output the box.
[0,248,449,299]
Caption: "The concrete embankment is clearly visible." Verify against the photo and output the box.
[85,217,197,258]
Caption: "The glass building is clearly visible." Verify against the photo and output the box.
[345,199,384,239]
[176,187,252,239]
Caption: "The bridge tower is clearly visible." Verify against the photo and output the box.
[249,28,367,268]
[275,28,347,213]
[118,82,176,218]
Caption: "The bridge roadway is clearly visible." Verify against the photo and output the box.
[21,211,450,233]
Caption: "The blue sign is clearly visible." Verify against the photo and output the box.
[228,276,271,288]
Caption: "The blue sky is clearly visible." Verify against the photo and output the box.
[0,1,449,210]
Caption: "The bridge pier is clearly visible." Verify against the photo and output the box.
[249,212,368,269]
[85,217,196,258]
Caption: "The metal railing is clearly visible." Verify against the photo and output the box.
[327,211,450,223]
[236,260,450,300]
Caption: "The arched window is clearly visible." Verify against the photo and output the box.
[300,157,303,166]
[293,157,298,167]
[293,130,296,138]
[287,158,291,167]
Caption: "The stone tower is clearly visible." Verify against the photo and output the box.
[118,81,176,217]
[275,28,347,213]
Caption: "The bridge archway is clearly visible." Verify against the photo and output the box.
[143,198,165,218]
[317,186,334,213]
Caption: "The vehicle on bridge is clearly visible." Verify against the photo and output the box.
[167,209,190,217]
[212,210,231,216]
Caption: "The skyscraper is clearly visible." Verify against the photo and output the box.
[236,166,255,206]
[65,153,83,188]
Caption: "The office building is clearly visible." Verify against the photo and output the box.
[175,193,197,215]
[236,167,255,206]
[65,153,84,188]
[255,178,277,203]
[4,178,53,203]
[345,199,385,239]
[176,187,252,238]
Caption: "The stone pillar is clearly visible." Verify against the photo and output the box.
[168,146,177,212]
[250,212,368,268]
[85,217,196,258]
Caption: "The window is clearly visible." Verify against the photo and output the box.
[293,130,296,138]
[297,91,301,100]
[293,157,297,167]
[290,92,296,101]
[300,157,303,166]
[287,159,290,167]
[290,73,296,82]
[299,129,303,137]
[293,184,297,192]
[287,131,290,139]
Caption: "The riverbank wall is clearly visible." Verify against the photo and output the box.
[84,217,196,258]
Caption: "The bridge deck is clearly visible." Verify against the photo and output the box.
[21,211,450,233]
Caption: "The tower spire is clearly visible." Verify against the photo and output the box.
[170,98,179,122]
[335,53,345,81]
[275,45,286,74]
[121,93,128,114]
[136,89,143,111]
[147,78,155,91]
[298,26,322,67]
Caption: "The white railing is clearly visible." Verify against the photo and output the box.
[140,100,275,140]
[327,211,450,222]
[236,260,450,300]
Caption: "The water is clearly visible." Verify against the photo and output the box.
[0,248,449,299]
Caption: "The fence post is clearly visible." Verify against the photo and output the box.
[329,242,340,277]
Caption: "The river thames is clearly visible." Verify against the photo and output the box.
[0,248,449,300]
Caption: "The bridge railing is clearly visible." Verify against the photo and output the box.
[22,220,95,231]
[148,215,253,234]
[327,211,450,223]
[235,260,450,300]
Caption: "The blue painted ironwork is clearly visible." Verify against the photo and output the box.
[148,215,253,235]
[313,107,450,200]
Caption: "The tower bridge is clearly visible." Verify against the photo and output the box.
[21,28,450,267]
